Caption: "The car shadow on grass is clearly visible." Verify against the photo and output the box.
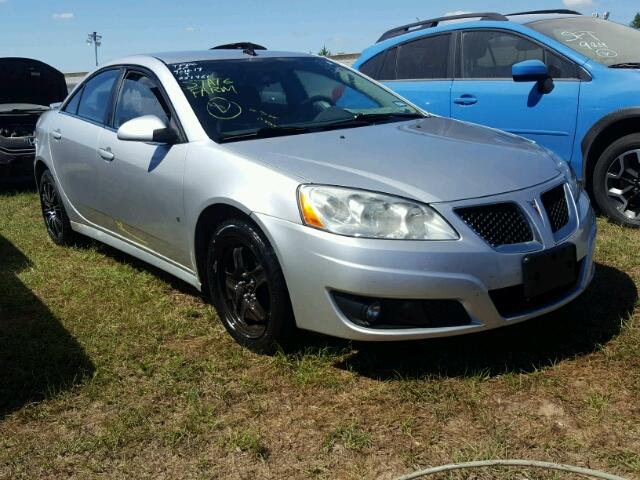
[0,234,94,418]
[330,262,637,379]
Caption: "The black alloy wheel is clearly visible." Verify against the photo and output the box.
[207,219,295,353]
[38,170,76,245]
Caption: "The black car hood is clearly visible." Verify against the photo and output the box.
[0,58,67,107]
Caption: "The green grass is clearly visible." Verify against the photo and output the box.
[1,187,640,479]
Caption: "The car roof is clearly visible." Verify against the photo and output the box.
[508,12,582,24]
[150,49,314,64]
[375,12,583,45]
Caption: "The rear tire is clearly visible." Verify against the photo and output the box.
[207,218,295,354]
[38,170,77,245]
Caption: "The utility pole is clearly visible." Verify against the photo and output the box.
[86,32,102,66]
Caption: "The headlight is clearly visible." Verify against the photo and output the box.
[297,185,458,240]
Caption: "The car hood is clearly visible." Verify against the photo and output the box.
[223,116,562,204]
[0,58,68,106]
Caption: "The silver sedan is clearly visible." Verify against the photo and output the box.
[34,49,596,353]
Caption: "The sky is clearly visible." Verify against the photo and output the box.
[0,0,637,73]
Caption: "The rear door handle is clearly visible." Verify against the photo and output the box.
[453,95,478,106]
[51,129,62,140]
[98,147,114,161]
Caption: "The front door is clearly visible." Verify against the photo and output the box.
[97,70,190,267]
[450,29,581,161]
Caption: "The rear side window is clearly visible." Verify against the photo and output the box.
[359,53,384,78]
[396,34,450,80]
[359,47,398,80]
[379,47,398,80]
[76,69,120,124]
[62,88,82,115]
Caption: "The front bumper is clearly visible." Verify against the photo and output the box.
[0,147,35,180]
[254,177,597,341]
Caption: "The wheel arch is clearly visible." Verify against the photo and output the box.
[193,201,257,293]
[34,158,49,186]
[582,109,640,194]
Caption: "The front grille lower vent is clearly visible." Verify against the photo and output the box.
[541,184,569,233]
[456,203,533,248]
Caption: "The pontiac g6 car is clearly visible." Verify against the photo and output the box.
[0,57,67,181]
[34,49,596,353]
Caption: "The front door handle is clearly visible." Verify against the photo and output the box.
[98,147,114,161]
[453,95,478,106]
[51,129,62,140]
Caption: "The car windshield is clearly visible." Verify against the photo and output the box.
[529,17,640,67]
[168,56,422,142]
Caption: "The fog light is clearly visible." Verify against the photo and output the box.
[364,301,382,324]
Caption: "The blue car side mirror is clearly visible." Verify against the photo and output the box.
[512,60,554,94]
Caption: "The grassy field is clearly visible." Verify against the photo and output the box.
[1,186,639,479]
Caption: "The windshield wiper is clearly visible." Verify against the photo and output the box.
[219,125,314,142]
[352,112,426,122]
[609,62,640,69]
[218,112,425,143]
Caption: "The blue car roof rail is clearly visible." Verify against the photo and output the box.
[377,12,507,42]
[507,9,582,16]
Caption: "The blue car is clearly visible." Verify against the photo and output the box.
[354,9,640,227]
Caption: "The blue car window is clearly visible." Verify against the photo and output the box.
[462,31,544,79]
[359,52,385,79]
[530,17,640,67]
[379,47,398,80]
[396,35,450,80]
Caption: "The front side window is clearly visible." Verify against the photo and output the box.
[396,35,450,80]
[169,56,422,142]
[76,69,120,124]
[462,30,577,79]
[462,31,544,79]
[113,71,170,128]
[529,17,640,67]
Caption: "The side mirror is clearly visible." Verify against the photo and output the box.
[512,60,554,94]
[117,115,178,144]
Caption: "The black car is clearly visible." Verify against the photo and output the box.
[0,58,68,181]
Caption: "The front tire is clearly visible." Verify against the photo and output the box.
[207,219,295,354]
[38,170,76,245]
[593,133,640,227]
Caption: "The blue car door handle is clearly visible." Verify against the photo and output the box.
[454,95,478,106]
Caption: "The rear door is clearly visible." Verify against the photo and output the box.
[49,68,121,226]
[360,34,453,116]
[96,69,190,267]
[450,29,581,161]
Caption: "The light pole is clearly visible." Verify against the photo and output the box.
[86,32,102,66]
